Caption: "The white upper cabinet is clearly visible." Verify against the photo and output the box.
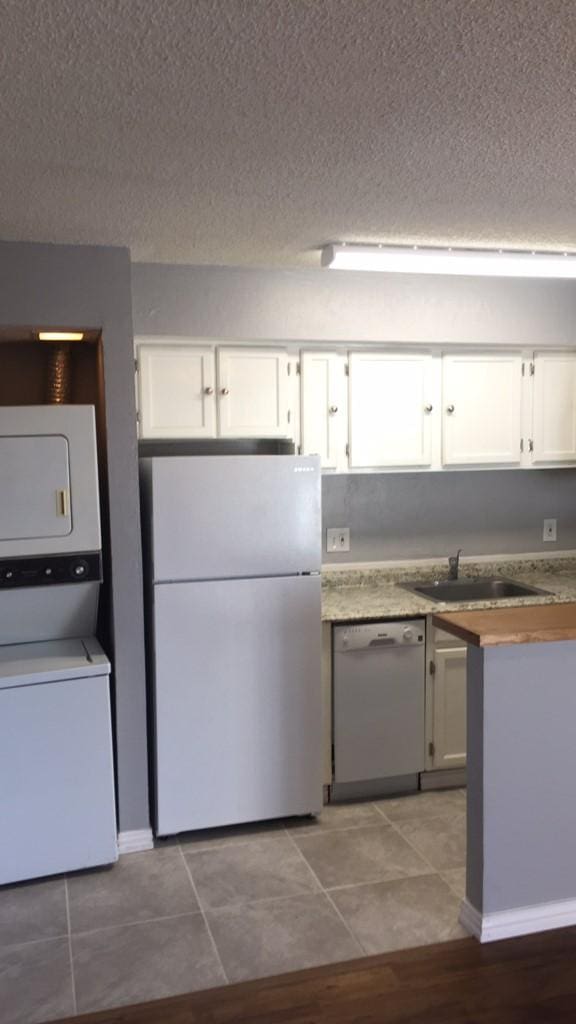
[137,343,216,438]
[217,348,289,438]
[136,340,576,470]
[300,352,347,469]
[530,351,576,464]
[442,352,523,466]
[348,351,434,468]
[136,343,291,440]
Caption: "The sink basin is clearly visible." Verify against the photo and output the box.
[399,576,552,604]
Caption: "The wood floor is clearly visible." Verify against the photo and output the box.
[54,926,576,1024]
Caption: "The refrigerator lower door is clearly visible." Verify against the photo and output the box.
[153,574,322,835]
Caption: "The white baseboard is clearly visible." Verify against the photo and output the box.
[460,896,576,943]
[117,828,154,855]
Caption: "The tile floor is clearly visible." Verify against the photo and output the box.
[0,788,467,1024]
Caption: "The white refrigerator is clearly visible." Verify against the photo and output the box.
[140,454,322,836]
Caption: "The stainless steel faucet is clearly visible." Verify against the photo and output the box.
[448,548,463,580]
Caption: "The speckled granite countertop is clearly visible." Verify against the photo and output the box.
[321,556,576,622]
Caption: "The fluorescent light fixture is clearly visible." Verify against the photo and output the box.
[38,331,85,342]
[322,244,576,278]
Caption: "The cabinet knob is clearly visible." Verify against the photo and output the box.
[424,404,433,414]
[204,386,214,395]
[446,404,455,414]
[329,405,339,415]
[220,387,230,396]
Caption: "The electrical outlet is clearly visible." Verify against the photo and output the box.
[327,527,350,552]
[543,518,557,542]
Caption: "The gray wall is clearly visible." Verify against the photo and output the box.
[132,263,576,346]
[0,241,148,833]
[322,470,576,563]
[133,262,576,563]
[468,642,576,916]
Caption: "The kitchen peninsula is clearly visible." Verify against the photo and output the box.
[321,556,576,791]
[434,602,576,943]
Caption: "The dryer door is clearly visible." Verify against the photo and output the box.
[0,435,72,541]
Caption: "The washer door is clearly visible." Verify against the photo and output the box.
[0,672,117,884]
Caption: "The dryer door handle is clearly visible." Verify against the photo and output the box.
[56,489,69,517]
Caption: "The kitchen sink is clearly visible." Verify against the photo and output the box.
[399,576,552,603]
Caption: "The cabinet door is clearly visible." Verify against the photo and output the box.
[349,352,434,468]
[442,353,522,465]
[137,344,216,438]
[217,348,289,438]
[531,351,576,464]
[301,351,346,469]
[431,647,467,770]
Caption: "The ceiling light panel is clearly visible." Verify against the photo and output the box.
[322,244,576,278]
[38,332,85,341]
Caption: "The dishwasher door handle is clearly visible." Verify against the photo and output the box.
[336,644,397,653]
[337,641,422,653]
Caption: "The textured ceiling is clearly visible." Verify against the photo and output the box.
[1,0,576,267]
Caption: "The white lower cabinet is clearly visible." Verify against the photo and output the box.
[428,644,467,771]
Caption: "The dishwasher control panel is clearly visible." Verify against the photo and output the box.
[333,619,425,653]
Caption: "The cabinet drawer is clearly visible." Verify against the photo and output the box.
[430,625,468,649]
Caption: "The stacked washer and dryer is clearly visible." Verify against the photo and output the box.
[0,406,118,885]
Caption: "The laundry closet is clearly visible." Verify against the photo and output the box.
[0,332,118,883]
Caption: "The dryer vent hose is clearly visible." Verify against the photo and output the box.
[45,344,72,404]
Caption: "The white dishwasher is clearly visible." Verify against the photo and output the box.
[332,620,426,801]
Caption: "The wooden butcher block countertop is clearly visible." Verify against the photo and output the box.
[433,602,576,647]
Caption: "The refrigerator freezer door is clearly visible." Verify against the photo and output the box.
[153,574,322,834]
[142,455,321,581]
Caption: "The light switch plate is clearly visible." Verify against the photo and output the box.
[543,518,557,542]
[327,527,350,552]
